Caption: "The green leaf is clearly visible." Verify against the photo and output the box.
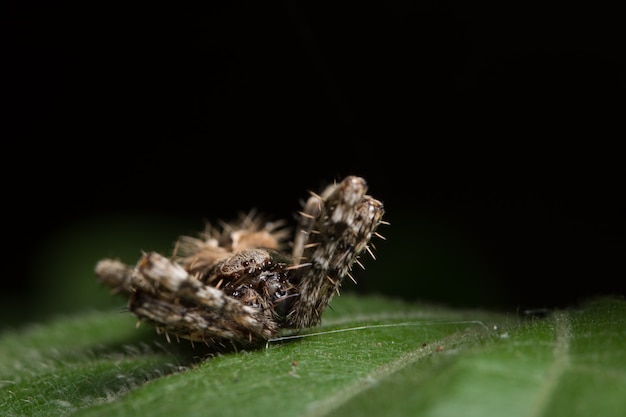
[1,295,624,417]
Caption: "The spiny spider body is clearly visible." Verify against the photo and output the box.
[95,176,386,346]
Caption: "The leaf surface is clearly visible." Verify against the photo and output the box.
[1,295,624,417]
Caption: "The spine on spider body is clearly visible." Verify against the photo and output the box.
[287,176,385,329]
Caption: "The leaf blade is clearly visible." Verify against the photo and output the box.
[1,295,624,417]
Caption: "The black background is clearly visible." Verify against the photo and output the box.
[3,3,624,325]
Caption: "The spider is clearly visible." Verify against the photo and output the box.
[95,176,386,347]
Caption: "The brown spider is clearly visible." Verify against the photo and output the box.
[95,176,386,347]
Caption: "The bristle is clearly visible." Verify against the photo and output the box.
[285,262,312,271]
[172,239,181,258]
[189,256,200,270]
[308,190,323,200]
[298,211,316,219]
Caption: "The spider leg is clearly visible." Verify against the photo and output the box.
[288,176,385,328]
[96,253,278,344]
[129,290,270,345]
[95,258,147,295]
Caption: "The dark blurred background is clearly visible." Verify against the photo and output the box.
[2,2,624,328]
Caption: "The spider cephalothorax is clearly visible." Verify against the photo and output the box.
[95,176,386,346]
